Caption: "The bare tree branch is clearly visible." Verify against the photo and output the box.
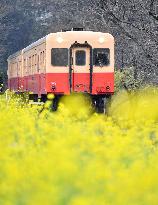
[149,0,158,20]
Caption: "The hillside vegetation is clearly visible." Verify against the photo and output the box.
[0,88,158,204]
[0,0,158,85]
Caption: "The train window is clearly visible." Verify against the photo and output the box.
[19,61,21,69]
[93,48,110,66]
[43,51,45,65]
[29,57,31,68]
[35,54,37,65]
[75,50,86,66]
[32,55,34,65]
[51,48,68,66]
[24,59,26,74]
[40,52,43,64]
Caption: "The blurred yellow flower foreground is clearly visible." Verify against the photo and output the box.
[0,88,158,205]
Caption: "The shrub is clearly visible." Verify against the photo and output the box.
[115,67,143,93]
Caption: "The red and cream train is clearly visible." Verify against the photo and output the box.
[7,29,114,112]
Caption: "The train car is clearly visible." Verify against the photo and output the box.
[7,29,114,112]
[7,50,23,91]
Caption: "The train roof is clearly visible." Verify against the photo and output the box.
[7,50,22,61]
[23,31,114,51]
[48,31,114,37]
[8,31,114,58]
[23,36,48,53]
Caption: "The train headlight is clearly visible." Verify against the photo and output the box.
[57,37,63,43]
[98,37,105,44]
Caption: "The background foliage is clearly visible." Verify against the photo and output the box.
[115,67,144,92]
[0,0,157,86]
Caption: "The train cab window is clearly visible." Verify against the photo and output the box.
[93,48,110,66]
[75,50,86,66]
[51,48,68,66]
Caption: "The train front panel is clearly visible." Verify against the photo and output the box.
[45,31,114,96]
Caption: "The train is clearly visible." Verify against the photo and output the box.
[7,28,114,112]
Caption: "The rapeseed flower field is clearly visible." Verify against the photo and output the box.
[0,88,158,205]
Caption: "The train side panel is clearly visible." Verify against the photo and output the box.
[7,51,23,92]
[23,40,47,96]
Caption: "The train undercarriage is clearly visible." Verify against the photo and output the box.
[29,93,112,114]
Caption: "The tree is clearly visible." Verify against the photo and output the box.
[0,0,157,86]
[82,0,158,83]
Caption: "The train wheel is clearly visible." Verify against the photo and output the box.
[105,95,112,114]
[41,94,47,103]
[96,97,104,113]
[92,95,111,114]
[51,96,60,111]
[33,94,38,102]
[29,94,38,102]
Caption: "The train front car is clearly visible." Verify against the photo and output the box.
[45,31,114,112]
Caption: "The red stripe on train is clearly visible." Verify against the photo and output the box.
[8,72,114,95]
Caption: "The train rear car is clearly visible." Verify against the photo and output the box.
[7,50,23,91]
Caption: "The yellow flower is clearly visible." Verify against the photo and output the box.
[0,87,158,205]
[47,93,55,100]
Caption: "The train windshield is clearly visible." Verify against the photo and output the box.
[93,48,110,66]
[75,50,86,66]
[51,48,68,66]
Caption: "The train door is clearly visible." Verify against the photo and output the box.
[71,47,91,93]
